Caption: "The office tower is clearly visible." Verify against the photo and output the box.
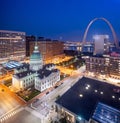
[0,30,26,63]
[86,54,120,79]
[29,38,64,63]
[93,35,109,55]
[26,36,36,57]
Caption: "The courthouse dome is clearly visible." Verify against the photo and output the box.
[30,45,42,60]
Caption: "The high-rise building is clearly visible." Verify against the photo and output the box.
[86,56,109,76]
[86,54,120,79]
[0,30,26,63]
[109,56,120,79]
[93,35,109,55]
[26,36,36,57]
[29,39,64,63]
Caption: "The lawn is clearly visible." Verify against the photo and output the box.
[17,89,41,101]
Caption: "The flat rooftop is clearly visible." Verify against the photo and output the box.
[56,77,120,121]
[2,61,23,70]
[92,102,120,123]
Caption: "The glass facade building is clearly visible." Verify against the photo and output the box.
[0,30,26,62]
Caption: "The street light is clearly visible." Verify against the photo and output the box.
[100,92,103,95]
[112,95,115,99]
[95,90,98,93]
[85,87,89,90]
[78,116,82,120]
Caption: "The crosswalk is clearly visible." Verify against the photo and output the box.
[0,106,23,123]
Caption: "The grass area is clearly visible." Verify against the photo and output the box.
[4,79,12,87]
[17,89,41,101]
[25,90,40,101]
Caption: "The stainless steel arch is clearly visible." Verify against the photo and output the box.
[82,17,119,48]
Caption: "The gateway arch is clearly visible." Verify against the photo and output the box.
[82,17,119,49]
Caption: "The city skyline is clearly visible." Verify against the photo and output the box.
[0,1,120,122]
[1,0,120,41]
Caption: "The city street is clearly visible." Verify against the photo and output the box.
[30,72,83,122]
[0,85,20,116]
[5,110,41,123]
[0,66,84,123]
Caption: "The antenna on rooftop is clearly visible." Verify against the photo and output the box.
[35,35,38,46]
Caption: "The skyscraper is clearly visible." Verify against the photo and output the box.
[93,35,109,55]
[0,30,26,63]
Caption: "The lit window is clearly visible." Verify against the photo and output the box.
[79,94,83,98]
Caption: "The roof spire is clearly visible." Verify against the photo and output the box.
[34,36,39,51]
[35,36,38,46]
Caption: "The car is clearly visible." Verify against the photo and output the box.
[54,85,58,88]
[46,91,49,95]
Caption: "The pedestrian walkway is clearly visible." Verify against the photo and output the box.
[0,106,23,123]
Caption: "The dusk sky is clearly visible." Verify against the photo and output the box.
[0,0,120,41]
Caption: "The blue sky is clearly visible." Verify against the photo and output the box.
[0,0,120,41]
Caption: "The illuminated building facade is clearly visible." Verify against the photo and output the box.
[82,44,94,53]
[12,43,60,91]
[86,56,109,75]
[86,55,120,79]
[93,35,109,55]
[0,30,26,63]
[109,56,120,79]
[64,41,82,51]
[29,39,64,63]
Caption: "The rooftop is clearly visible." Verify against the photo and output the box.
[16,63,29,71]
[14,63,59,79]
[56,77,120,121]
[14,70,35,78]
[2,61,23,70]
[92,102,120,123]
[37,69,59,79]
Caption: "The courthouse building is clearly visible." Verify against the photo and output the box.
[12,43,60,92]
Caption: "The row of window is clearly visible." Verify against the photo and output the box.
[23,81,34,87]
[23,76,34,83]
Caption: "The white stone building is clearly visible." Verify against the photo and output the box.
[12,43,60,92]
[35,68,60,92]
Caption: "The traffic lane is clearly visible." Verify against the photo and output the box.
[0,85,20,116]
[33,75,82,107]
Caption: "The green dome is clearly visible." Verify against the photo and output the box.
[30,44,42,60]
[30,52,42,60]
